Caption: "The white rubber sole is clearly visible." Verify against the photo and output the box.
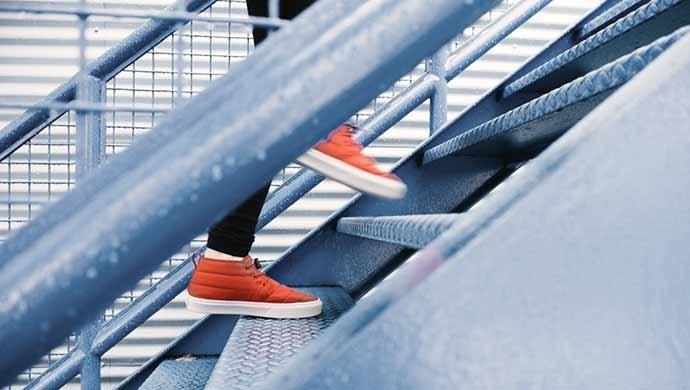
[185,295,323,319]
[297,149,407,199]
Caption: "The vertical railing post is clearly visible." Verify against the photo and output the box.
[75,74,106,390]
[75,4,106,386]
[429,45,449,134]
[75,76,106,180]
[269,0,280,20]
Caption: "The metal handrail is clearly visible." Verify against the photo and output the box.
[0,0,504,384]
[11,1,557,388]
[0,0,218,162]
[0,3,285,27]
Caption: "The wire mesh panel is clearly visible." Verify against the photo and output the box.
[0,0,601,388]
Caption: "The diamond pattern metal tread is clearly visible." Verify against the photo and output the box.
[423,29,687,165]
[337,214,459,249]
[139,356,217,390]
[503,0,689,97]
[204,287,353,390]
[579,0,650,38]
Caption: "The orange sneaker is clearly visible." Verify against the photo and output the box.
[297,124,407,199]
[185,256,322,319]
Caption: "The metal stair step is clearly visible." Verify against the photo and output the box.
[503,0,690,96]
[337,214,459,249]
[423,28,687,164]
[139,356,217,390]
[203,287,353,390]
[579,0,650,38]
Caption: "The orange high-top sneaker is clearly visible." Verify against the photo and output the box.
[186,256,322,319]
[297,124,407,199]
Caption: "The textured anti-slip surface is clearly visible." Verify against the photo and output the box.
[337,214,459,249]
[503,0,685,97]
[423,29,687,164]
[203,287,353,390]
[579,0,649,37]
[139,356,217,390]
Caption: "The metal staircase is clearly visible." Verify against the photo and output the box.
[1,0,689,388]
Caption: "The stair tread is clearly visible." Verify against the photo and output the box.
[337,214,459,249]
[579,0,650,38]
[139,356,216,390]
[423,28,687,164]
[503,0,688,96]
[204,286,353,390]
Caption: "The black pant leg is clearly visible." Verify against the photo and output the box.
[246,0,317,45]
[207,184,271,256]
[206,0,317,257]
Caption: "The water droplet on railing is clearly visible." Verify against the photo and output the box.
[86,268,98,279]
[109,253,119,264]
[211,165,223,181]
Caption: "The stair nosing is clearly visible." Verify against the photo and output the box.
[503,0,684,98]
[423,27,688,165]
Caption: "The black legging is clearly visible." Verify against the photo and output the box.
[207,0,316,257]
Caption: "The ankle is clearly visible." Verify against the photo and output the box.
[204,248,245,261]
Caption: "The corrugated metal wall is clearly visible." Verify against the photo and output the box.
[1,0,600,387]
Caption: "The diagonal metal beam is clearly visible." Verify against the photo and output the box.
[0,0,499,384]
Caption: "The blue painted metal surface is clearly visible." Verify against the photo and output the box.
[429,45,448,134]
[337,214,459,249]
[0,0,216,162]
[78,316,102,390]
[503,0,690,97]
[265,33,690,389]
[138,357,217,390]
[23,256,199,390]
[445,0,554,80]
[5,0,645,387]
[579,0,649,38]
[424,29,688,164]
[115,315,237,390]
[0,0,501,384]
[266,155,502,293]
[205,288,352,390]
[75,75,106,390]
[23,350,86,390]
